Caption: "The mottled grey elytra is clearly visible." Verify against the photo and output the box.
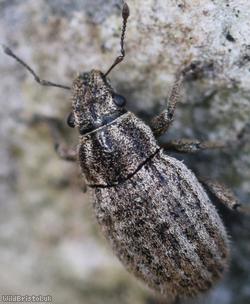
[4,2,245,301]
[73,69,230,300]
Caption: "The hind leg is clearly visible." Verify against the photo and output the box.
[199,179,241,211]
[199,179,250,214]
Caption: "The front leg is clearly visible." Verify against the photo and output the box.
[28,114,77,161]
[53,143,87,192]
[150,72,183,137]
[27,113,88,192]
[54,143,77,162]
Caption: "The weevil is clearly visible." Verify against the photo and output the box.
[3,2,249,301]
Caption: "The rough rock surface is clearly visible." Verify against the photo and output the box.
[0,0,249,303]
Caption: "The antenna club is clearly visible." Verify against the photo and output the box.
[104,2,130,77]
[2,44,13,56]
[122,3,130,20]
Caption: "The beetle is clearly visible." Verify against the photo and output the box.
[3,2,248,301]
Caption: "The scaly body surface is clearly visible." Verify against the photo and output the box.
[78,110,229,298]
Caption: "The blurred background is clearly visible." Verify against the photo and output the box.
[0,0,250,303]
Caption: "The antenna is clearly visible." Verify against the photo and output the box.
[2,44,71,90]
[104,2,130,77]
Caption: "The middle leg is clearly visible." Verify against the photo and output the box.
[160,138,229,153]
[160,122,250,153]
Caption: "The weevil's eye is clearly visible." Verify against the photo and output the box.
[79,72,89,84]
[67,112,75,128]
[113,93,126,107]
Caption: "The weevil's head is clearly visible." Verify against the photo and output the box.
[67,70,127,135]
[66,3,130,134]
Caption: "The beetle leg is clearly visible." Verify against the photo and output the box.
[26,114,89,191]
[200,179,240,210]
[160,122,250,153]
[150,72,183,137]
[80,178,88,193]
[51,142,88,192]
[27,114,77,161]
[150,63,212,137]
[54,144,77,162]
[160,138,229,153]
[199,178,250,214]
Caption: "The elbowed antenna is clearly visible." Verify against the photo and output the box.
[104,2,130,77]
[2,44,71,90]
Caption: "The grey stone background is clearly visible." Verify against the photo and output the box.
[0,0,249,303]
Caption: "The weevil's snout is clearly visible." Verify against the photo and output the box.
[69,70,127,135]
